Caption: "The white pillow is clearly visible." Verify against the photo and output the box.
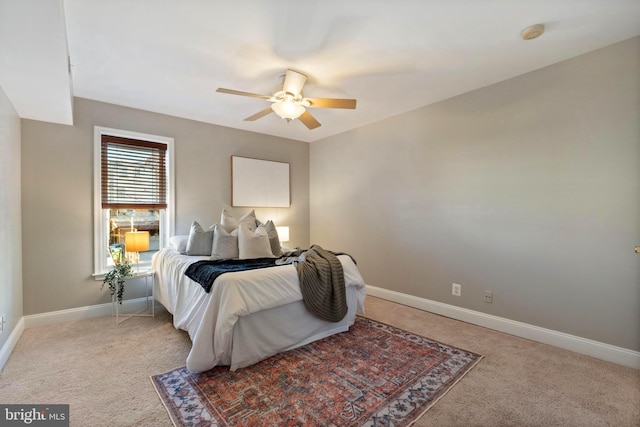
[185,221,215,256]
[169,235,189,254]
[238,224,274,259]
[263,220,282,257]
[211,224,239,260]
[220,209,257,233]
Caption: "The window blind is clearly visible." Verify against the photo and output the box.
[101,135,167,209]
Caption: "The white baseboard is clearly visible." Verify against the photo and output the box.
[23,298,152,329]
[367,285,640,370]
[0,317,25,373]
[5,290,638,372]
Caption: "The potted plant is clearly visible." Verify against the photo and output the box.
[102,247,134,304]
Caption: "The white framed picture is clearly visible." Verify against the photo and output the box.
[231,156,290,207]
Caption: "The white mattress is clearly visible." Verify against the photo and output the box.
[152,248,367,371]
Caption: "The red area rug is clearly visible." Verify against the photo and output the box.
[152,316,482,426]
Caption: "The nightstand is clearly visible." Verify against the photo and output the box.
[112,270,155,324]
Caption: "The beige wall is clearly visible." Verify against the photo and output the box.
[311,37,640,351]
[0,84,22,349]
[21,98,309,315]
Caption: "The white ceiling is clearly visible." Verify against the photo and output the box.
[2,0,639,142]
[0,0,73,124]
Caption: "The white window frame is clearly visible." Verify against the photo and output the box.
[93,126,175,276]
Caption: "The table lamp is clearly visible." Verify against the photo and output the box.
[276,226,289,243]
[125,231,149,271]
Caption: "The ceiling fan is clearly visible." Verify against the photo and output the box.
[216,69,356,130]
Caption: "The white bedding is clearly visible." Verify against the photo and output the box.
[152,247,367,371]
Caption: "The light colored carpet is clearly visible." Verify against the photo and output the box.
[1,296,638,426]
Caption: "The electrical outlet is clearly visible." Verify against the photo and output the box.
[452,283,462,297]
[484,291,493,303]
[0,315,5,333]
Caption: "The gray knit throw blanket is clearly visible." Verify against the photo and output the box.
[295,245,348,322]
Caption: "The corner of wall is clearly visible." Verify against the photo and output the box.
[0,317,25,373]
[0,83,24,355]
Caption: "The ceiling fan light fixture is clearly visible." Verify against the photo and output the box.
[521,24,545,40]
[271,99,305,120]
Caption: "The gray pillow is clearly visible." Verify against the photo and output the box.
[264,220,282,257]
[185,221,215,256]
[211,224,239,260]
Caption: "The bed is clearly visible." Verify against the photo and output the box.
[151,247,367,372]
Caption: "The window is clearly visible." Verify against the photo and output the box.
[94,127,174,275]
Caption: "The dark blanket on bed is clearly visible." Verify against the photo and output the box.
[185,257,280,293]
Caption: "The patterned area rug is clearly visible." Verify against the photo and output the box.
[151,317,482,426]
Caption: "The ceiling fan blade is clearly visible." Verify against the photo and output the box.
[283,70,307,95]
[244,107,274,121]
[216,88,272,100]
[298,111,321,129]
[305,97,357,109]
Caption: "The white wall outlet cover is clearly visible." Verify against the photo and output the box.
[452,283,462,296]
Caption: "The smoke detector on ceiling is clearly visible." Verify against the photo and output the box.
[521,24,545,41]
